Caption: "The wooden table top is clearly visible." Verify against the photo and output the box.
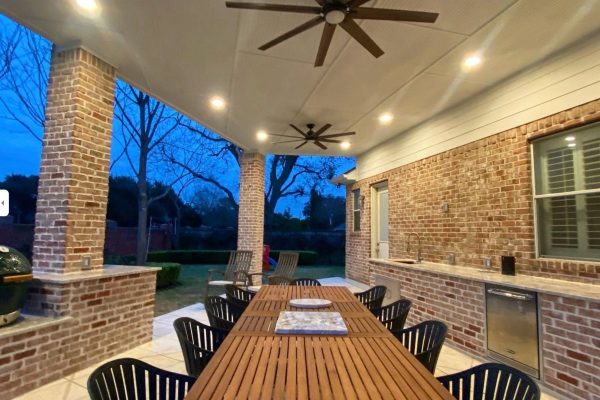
[185,286,453,400]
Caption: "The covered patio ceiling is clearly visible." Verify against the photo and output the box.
[2,0,600,156]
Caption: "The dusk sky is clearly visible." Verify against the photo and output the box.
[0,15,354,218]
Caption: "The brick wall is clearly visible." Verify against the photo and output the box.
[370,261,486,356]
[0,270,156,400]
[237,152,265,278]
[33,47,115,273]
[347,99,600,284]
[540,294,600,400]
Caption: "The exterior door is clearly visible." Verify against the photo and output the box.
[375,187,389,258]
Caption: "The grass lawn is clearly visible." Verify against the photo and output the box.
[154,264,345,316]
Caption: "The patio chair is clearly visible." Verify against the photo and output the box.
[354,285,387,311]
[393,320,447,374]
[438,363,540,400]
[267,275,293,285]
[245,251,299,285]
[205,296,244,331]
[372,299,412,332]
[205,250,253,301]
[88,358,195,400]
[290,278,321,286]
[224,284,256,309]
[173,317,228,377]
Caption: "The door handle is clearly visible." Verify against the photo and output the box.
[487,288,534,301]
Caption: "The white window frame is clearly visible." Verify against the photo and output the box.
[352,189,361,232]
[532,123,600,261]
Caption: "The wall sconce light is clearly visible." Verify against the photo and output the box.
[360,195,365,208]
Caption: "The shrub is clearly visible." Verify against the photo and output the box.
[146,250,317,265]
[146,262,181,288]
[270,250,317,266]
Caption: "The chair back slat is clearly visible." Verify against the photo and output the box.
[205,296,244,331]
[268,275,292,286]
[290,278,321,286]
[438,363,540,400]
[225,284,255,308]
[88,358,195,400]
[273,252,299,278]
[393,320,447,374]
[174,317,228,377]
[372,299,411,332]
[224,250,253,281]
[354,285,387,311]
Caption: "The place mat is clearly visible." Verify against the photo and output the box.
[274,311,348,335]
[289,298,332,308]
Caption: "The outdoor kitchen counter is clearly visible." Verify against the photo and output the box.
[369,258,600,301]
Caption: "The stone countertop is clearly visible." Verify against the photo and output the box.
[0,314,73,340]
[369,258,600,301]
[33,265,161,284]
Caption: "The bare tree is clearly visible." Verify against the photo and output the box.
[113,81,185,264]
[165,122,345,227]
[0,25,50,141]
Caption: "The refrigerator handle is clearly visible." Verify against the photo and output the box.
[487,288,534,301]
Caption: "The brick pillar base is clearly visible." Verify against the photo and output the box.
[237,152,265,280]
[32,47,116,273]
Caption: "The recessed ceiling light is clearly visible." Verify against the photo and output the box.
[463,54,482,70]
[76,0,98,11]
[256,130,268,142]
[209,97,226,111]
[340,141,351,150]
[565,136,575,142]
[378,113,393,125]
[568,143,576,148]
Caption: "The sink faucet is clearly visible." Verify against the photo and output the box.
[406,232,422,263]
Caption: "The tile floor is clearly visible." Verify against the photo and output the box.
[16,277,562,400]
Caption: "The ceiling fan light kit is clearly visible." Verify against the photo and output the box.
[226,1,439,67]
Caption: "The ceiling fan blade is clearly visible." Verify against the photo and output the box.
[295,140,309,149]
[259,16,324,51]
[319,138,342,143]
[290,124,308,138]
[313,0,327,5]
[314,141,328,150]
[269,133,305,139]
[273,139,306,144]
[226,2,321,14]
[353,8,439,23]
[315,23,336,67]
[314,123,332,137]
[339,18,384,58]
[318,132,356,139]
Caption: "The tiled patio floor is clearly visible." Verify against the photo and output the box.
[16,278,561,400]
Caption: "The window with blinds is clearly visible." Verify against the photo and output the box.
[533,123,600,260]
[352,189,361,232]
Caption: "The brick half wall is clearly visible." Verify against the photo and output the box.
[0,268,157,400]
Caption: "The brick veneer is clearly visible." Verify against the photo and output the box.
[370,261,486,356]
[237,152,265,279]
[0,269,157,400]
[540,294,600,400]
[347,98,600,284]
[33,47,116,273]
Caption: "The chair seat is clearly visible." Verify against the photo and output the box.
[208,280,245,286]
[247,285,261,292]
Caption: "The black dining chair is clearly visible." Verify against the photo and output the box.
[267,275,293,286]
[205,296,244,331]
[354,285,387,311]
[173,317,228,377]
[438,363,540,400]
[224,284,255,309]
[393,320,447,374]
[372,299,412,332]
[290,278,322,286]
[88,358,195,400]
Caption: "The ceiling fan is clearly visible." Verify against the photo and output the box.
[225,1,439,67]
[271,123,355,150]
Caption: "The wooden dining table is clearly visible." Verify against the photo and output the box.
[185,285,454,400]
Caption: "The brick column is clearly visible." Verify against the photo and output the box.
[237,152,265,279]
[32,47,116,273]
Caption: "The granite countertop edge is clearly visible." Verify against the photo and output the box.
[33,265,161,284]
[368,258,600,301]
